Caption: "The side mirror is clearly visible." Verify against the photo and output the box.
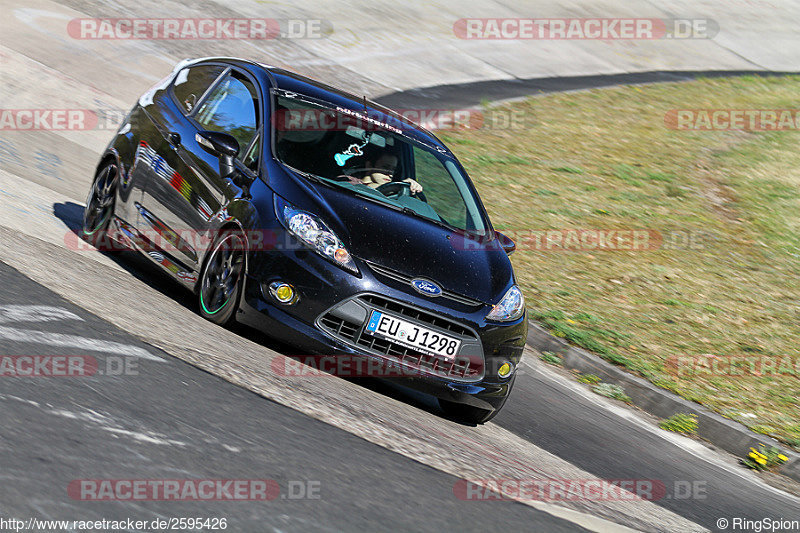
[495,231,516,255]
[196,131,239,178]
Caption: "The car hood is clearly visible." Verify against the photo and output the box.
[297,179,513,305]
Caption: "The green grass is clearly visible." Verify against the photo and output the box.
[550,165,585,174]
[539,351,563,366]
[576,373,602,384]
[659,413,699,435]
[592,383,632,403]
[442,75,800,449]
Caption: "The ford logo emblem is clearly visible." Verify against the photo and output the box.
[411,278,442,297]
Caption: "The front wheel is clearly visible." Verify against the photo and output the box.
[198,230,246,325]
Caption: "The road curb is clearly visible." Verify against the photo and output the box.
[526,320,800,483]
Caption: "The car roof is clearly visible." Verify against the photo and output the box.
[182,57,448,150]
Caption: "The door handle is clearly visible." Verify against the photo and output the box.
[167,132,181,146]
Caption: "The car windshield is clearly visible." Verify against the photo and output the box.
[271,92,488,234]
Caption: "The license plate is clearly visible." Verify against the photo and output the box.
[364,310,461,359]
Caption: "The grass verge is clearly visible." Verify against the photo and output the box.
[439,75,800,449]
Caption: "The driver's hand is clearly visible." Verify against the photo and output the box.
[363,172,392,188]
[403,178,423,194]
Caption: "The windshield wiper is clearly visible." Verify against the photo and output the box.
[286,165,399,208]
[285,166,323,184]
[402,208,459,233]
[394,204,481,236]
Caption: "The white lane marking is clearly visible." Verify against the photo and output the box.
[103,427,187,447]
[48,408,110,425]
[0,393,41,407]
[0,305,83,324]
[0,326,164,362]
[47,409,187,447]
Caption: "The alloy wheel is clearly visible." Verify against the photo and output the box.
[200,233,245,316]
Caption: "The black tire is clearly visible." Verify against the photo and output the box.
[198,230,246,325]
[82,161,118,248]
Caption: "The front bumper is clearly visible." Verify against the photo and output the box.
[236,247,526,412]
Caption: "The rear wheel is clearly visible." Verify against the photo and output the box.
[82,161,117,247]
[198,230,246,325]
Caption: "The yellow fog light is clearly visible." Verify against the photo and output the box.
[498,362,513,378]
[269,282,296,304]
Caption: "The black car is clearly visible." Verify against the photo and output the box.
[82,57,527,423]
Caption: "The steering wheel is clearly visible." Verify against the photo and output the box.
[376,181,412,198]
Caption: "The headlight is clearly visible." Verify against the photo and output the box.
[275,197,358,273]
[486,285,525,322]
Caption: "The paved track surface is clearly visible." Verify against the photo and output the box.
[0,261,592,532]
[2,1,800,531]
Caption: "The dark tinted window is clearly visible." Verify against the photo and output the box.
[195,72,259,160]
[271,94,487,233]
[172,65,226,114]
[413,146,467,229]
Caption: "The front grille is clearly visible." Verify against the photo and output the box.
[319,314,359,340]
[361,294,474,338]
[316,295,484,382]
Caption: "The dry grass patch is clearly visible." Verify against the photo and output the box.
[439,75,800,448]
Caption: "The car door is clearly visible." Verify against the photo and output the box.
[182,67,261,220]
[177,68,262,267]
[139,64,260,272]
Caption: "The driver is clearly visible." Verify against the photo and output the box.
[358,150,423,195]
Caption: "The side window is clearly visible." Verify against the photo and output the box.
[242,135,260,172]
[194,72,259,161]
[412,147,467,228]
[172,65,226,114]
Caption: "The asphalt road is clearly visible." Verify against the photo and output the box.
[494,368,800,529]
[0,260,586,533]
[374,70,799,109]
[2,1,800,531]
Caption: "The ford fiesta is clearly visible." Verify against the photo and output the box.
[82,57,527,423]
